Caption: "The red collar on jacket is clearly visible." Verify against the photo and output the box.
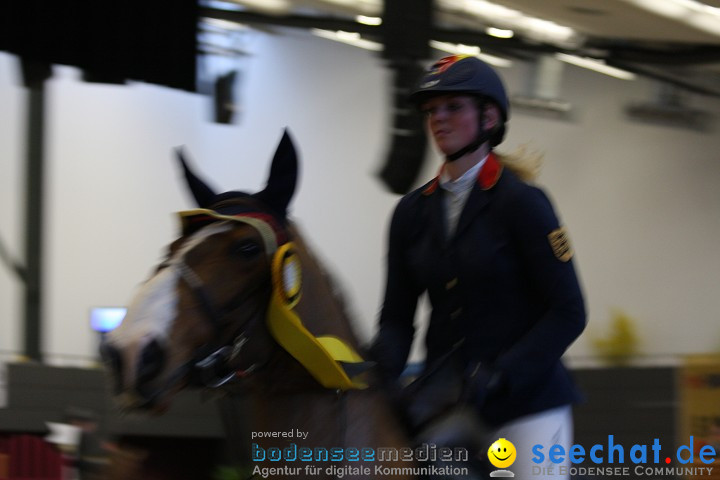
[422,152,503,196]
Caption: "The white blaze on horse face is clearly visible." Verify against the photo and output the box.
[108,222,235,388]
[107,265,179,390]
[113,268,178,345]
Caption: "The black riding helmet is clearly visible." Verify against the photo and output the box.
[409,55,510,160]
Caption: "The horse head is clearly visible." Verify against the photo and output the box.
[102,132,428,480]
[101,131,301,412]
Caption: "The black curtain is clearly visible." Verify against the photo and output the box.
[0,0,198,91]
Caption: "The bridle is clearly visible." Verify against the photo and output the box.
[148,216,285,397]
[174,256,272,389]
[162,206,292,391]
[132,205,368,406]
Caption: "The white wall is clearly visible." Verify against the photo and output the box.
[0,56,24,362]
[1,27,719,366]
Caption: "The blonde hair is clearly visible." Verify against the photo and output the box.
[495,143,544,182]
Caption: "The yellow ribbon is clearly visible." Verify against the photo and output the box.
[267,243,367,390]
[176,211,366,390]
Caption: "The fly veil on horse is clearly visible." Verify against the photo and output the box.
[101,131,483,480]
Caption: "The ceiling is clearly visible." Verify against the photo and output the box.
[478,0,720,44]
[202,0,720,98]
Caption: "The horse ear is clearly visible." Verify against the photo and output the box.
[175,147,218,208]
[253,129,299,218]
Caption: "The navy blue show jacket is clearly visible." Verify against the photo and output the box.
[373,153,586,427]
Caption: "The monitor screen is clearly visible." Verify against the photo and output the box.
[90,307,126,333]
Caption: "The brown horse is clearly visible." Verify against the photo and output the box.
[100,132,436,479]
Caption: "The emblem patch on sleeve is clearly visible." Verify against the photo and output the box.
[548,227,573,262]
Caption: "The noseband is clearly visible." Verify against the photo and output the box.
[142,210,286,396]
[175,257,269,388]
[165,207,291,390]
[148,207,369,401]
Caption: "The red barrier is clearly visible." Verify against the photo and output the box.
[0,453,9,480]
[1,435,62,480]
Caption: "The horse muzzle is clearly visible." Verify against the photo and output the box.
[100,338,183,413]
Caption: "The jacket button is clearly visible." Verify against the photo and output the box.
[446,278,458,290]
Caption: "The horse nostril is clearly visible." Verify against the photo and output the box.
[137,339,166,386]
[99,342,124,394]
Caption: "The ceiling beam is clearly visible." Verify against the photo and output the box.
[199,6,720,97]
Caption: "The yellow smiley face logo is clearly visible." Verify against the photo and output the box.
[488,438,517,469]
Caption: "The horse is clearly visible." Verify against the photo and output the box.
[100,131,450,480]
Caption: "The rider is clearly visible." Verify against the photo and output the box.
[371,55,586,479]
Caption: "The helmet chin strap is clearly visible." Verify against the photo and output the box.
[445,129,489,162]
[445,98,490,163]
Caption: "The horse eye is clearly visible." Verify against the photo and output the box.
[232,240,262,258]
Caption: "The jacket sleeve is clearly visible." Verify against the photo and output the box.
[370,197,422,383]
[493,185,586,395]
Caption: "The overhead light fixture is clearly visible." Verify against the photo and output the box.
[356,15,382,26]
[203,1,243,11]
[438,0,582,47]
[620,0,720,37]
[231,0,291,14]
[429,40,513,68]
[322,0,382,14]
[555,53,636,80]
[462,0,522,20]
[430,40,481,56]
[518,17,578,45]
[486,27,514,39]
[311,29,383,51]
[200,17,249,32]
